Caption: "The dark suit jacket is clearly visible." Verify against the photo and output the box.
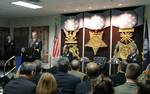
[29,39,42,60]
[32,72,42,85]
[54,72,81,94]
[4,77,36,94]
[4,40,15,60]
[126,53,142,66]
[110,72,126,87]
[75,79,91,94]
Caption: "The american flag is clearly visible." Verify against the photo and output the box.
[52,23,60,58]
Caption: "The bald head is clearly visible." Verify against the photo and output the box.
[71,59,80,70]
[86,62,99,79]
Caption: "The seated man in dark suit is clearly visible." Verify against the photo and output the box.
[110,61,127,87]
[54,57,81,94]
[75,62,100,94]
[4,62,36,94]
[69,59,86,81]
[93,75,114,94]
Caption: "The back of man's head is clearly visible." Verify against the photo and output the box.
[33,59,42,73]
[86,62,99,79]
[58,57,69,73]
[93,75,114,94]
[118,61,127,73]
[19,62,35,77]
[71,59,80,70]
[126,63,141,80]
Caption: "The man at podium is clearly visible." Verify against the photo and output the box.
[29,31,42,61]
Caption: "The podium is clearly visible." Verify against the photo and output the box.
[24,48,41,61]
[15,48,40,62]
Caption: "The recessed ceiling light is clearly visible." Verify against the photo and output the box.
[88,6,92,10]
[64,10,67,12]
[75,8,79,11]
[118,3,122,6]
[11,1,43,9]
[104,6,106,8]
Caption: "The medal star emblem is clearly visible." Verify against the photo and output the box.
[120,32,133,44]
[85,31,107,55]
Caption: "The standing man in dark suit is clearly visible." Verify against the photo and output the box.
[29,31,42,60]
[4,62,36,94]
[4,35,15,69]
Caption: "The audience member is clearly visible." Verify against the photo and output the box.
[115,63,141,94]
[80,57,90,72]
[86,62,100,79]
[75,62,100,94]
[93,75,114,94]
[32,59,42,84]
[0,76,10,88]
[143,64,150,74]
[137,79,150,94]
[138,64,150,82]
[110,61,127,86]
[49,65,58,75]
[138,74,150,82]
[4,62,36,94]
[69,59,86,81]
[101,62,110,76]
[54,57,81,94]
[36,72,57,94]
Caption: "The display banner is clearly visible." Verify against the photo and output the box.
[61,13,83,60]
[61,6,145,66]
[84,10,111,60]
[111,6,144,62]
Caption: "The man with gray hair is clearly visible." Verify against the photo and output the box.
[69,59,86,81]
[4,62,36,94]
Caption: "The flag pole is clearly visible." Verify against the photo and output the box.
[82,13,85,72]
[109,10,113,76]
[50,55,52,68]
